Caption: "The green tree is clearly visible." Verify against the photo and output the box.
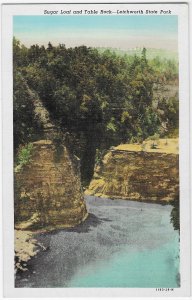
[13,72,41,150]
[13,40,179,183]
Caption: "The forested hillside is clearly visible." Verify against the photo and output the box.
[13,38,179,184]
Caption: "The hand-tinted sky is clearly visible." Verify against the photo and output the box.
[13,15,178,51]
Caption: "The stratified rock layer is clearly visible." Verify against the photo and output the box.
[15,140,88,230]
[86,139,179,203]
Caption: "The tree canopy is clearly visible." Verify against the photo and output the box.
[13,38,179,183]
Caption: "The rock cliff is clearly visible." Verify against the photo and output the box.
[15,88,88,230]
[86,139,179,203]
[15,140,88,230]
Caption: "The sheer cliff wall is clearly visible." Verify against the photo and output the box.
[15,140,88,230]
[86,139,179,203]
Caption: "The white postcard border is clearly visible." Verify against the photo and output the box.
[1,1,191,298]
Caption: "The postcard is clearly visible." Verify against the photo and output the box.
[1,1,191,298]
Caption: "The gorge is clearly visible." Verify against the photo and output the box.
[13,41,180,287]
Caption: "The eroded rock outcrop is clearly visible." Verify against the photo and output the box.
[15,140,88,230]
[86,139,179,203]
[15,230,46,272]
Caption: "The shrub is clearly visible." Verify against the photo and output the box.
[16,143,33,169]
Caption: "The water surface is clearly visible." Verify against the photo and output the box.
[16,196,179,288]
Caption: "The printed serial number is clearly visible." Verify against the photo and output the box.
[156,288,174,291]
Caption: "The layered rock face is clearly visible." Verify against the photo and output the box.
[15,140,88,230]
[86,139,179,203]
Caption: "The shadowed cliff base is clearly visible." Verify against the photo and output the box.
[62,213,112,233]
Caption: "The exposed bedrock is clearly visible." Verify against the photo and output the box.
[86,139,179,203]
[15,140,88,230]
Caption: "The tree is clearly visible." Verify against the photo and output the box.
[13,40,179,183]
[13,72,41,150]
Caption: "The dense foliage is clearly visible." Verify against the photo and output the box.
[13,37,179,183]
[170,197,180,232]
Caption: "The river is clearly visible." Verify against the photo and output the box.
[15,196,180,288]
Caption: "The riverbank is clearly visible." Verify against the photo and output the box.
[15,230,47,272]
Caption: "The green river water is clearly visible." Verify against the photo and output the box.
[16,196,180,288]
